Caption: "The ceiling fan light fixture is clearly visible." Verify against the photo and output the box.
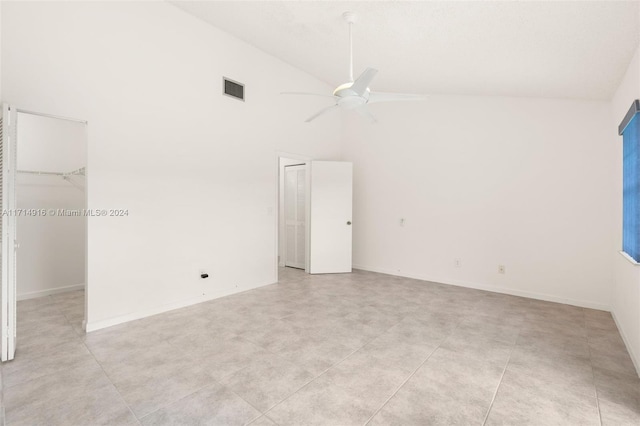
[282,11,427,123]
[338,96,367,110]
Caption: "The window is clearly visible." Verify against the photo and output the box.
[620,100,640,262]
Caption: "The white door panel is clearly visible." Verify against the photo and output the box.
[284,165,306,269]
[309,161,352,274]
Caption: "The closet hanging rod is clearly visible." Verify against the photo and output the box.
[17,167,85,177]
[15,108,87,125]
[17,170,64,176]
[64,167,85,177]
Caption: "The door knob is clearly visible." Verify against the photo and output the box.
[347,221,352,225]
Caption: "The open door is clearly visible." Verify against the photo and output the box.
[309,161,353,274]
[1,104,17,361]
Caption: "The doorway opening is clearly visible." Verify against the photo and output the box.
[277,155,311,279]
[14,109,88,358]
[283,163,307,270]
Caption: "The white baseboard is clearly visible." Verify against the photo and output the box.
[352,264,610,311]
[17,283,85,301]
[85,278,275,333]
[611,310,640,378]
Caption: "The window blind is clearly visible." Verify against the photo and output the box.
[621,101,640,261]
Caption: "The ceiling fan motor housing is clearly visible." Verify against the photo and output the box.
[333,82,370,109]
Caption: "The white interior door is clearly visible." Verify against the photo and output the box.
[1,104,17,361]
[284,165,306,269]
[309,161,353,274]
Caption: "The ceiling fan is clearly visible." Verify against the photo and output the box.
[282,11,426,123]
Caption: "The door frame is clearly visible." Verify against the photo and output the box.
[3,106,89,361]
[1,103,17,361]
[275,151,312,281]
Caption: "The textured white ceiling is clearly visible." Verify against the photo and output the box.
[171,1,639,100]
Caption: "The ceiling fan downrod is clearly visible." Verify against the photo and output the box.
[343,11,357,82]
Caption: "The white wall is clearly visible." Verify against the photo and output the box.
[17,182,85,300]
[610,46,640,374]
[2,1,342,330]
[343,95,614,310]
[17,112,86,173]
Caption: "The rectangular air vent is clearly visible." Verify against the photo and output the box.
[223,77,245,101]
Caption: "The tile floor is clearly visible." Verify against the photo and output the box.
[2,267,640,425]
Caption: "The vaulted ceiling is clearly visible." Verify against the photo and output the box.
[172,1,639,100]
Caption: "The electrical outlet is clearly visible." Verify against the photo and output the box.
[454,258,461,268]
[498,265,506,274]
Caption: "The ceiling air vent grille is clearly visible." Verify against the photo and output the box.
[223,77,245,101]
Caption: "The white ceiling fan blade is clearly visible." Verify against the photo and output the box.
[356,107,377,123]
[368,92,427,104]
[350,68,378,96]
[281,92,338,99]
[305,104,339,123]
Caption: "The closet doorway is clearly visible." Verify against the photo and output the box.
[283,164,307,269]
[5,107,88,360]
[278,155,310,273]
[276,153,354,281]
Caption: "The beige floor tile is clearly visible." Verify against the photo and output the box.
[346,331,438,377]
[4,340,94,388]
[97,341,193,385]
[17,321,81,352]
[599,398,640,426]
[10,385,138,426]
[516,328,591,358]
[220,352,316,412]
[116,365,218,419]
[235,318,305,350]
[249,415,277,425]
[368,348,504,425]
[4,358,132,425]
[439,330,515,368]
[593,366,640,409]
[591,351,638,377]
[84,322,166,364]
[140,383,261,425]
[171,335,273,381]
[17,311,68,329]
[269,333,360,376]
[486,369,600,425]
[6,271,639,426]
[266,374,376,426]
[507,346,596,398]
[318,332,439,416]
[454,314,522,344]
[521,317,588,340]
